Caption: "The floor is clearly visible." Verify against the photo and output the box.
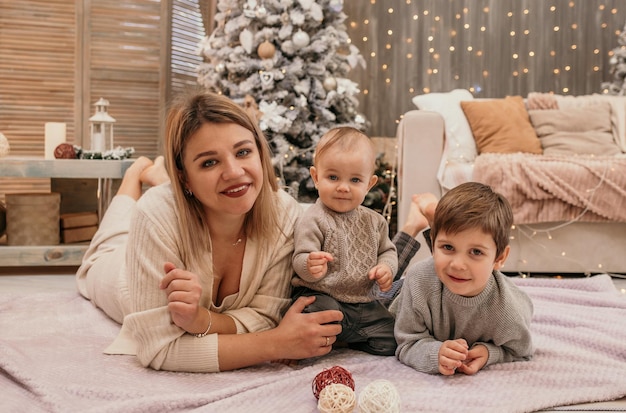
[1,269,625,412]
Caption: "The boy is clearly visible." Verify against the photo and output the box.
[291,126,399,356]
[392,182,534,375]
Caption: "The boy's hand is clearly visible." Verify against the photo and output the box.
[438,338,469,375]
[307,251,333,279]
[368,263,393,291]
[456,344,488,375]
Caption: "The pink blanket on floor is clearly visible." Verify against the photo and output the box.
[473,153,626,224]
[1,275,626,413]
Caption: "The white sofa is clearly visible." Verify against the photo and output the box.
[396,109,626,275]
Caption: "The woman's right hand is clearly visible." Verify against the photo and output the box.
[274,296,343,359]
[160,262,204,332]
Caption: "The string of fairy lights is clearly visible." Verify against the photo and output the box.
[340,1,626,274]
[510,161,614,275]
[343,1,626,133]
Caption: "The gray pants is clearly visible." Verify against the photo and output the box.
[293,287,397,356]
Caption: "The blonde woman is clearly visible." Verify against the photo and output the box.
[76,92,342,372]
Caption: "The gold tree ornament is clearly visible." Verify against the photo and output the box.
[257,40,276,59]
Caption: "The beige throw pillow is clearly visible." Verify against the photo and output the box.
[529,103,622,156]
[460,96,543,155]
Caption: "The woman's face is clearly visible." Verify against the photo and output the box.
[182,122,264,219]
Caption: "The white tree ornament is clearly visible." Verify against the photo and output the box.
[292,30,310,48]
[239,29,254,54]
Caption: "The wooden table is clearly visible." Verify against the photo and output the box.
[0,157,133,267]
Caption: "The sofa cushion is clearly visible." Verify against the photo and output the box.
[555,94,626,153]
[529,103,622,156]
[460,96,543,155]
[412,89,477,163]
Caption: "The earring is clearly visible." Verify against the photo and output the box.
[184,188,193,197]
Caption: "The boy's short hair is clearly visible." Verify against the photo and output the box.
[430,182,513,257]
[314,126,375,169]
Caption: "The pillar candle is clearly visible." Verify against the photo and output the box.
[44,122,66,160]
[92,132,104,152]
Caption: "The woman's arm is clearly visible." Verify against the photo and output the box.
[159,262,237,335]
[217,296,342,371]
[122,199,222,371]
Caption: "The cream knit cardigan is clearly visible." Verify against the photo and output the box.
[77,183,302,372]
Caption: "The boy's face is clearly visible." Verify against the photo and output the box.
[432,227,510,297]
[310,144,377,213]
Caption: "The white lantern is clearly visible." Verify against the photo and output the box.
[89,98,116,152]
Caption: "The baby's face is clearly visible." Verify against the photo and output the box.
[311,145,375,213]
[432,227,505,297]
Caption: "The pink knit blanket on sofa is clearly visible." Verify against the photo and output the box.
[473,153,626,224]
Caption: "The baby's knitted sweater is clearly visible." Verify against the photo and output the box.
[292,199,398,303]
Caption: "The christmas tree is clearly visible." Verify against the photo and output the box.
[197,0,368,202]
[602,22,626,95]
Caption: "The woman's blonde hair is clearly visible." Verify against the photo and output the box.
[164,92,281,270]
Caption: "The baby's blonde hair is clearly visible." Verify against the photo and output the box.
[314,126,376,172]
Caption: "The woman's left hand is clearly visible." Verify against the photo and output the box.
[160,262,204,332]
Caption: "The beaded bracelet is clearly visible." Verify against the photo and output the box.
[194,308,212,338]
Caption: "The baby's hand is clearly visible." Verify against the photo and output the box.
[307,251,333,279]
[438,338,469,375]
[368,263,393,292]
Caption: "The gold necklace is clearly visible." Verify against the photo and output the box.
[232,238,243,247]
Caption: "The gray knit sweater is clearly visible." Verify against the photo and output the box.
[391,257,534,374]
[292,199,398,303]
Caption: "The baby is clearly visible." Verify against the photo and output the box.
[291,126,398,356]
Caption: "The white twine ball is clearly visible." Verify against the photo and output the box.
[317,383,356,413]
[358,380,401,413]
[0,132,10,158]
